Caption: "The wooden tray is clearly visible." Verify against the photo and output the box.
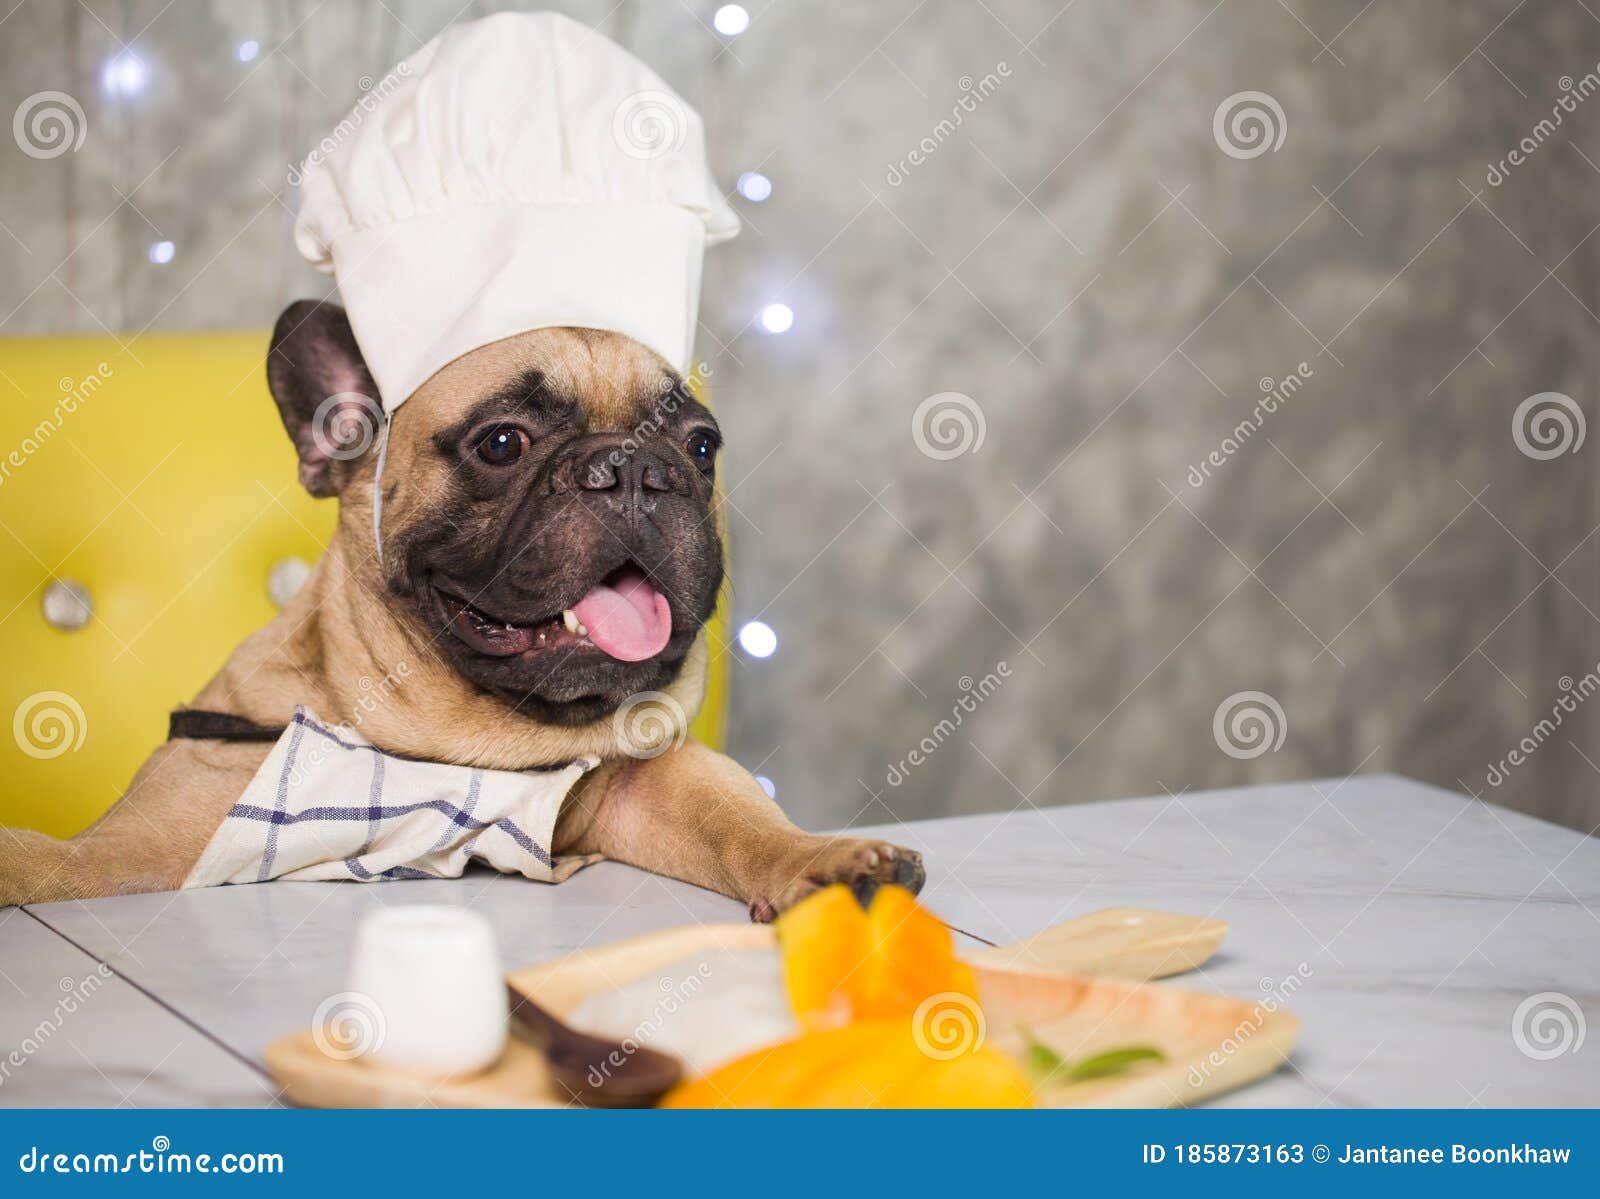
[266,1027,562,1109]
[265,906,1293,1108]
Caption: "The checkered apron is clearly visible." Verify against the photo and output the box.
[183,708,600,888]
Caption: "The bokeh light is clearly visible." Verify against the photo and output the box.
[738,620,778,657]
[759,303,793,334]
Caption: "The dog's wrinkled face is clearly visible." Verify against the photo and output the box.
[266,301,725,726]
[389,328,725,724]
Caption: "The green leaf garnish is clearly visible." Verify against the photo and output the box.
[1017,1028,1166,1088]
[1064,1045,1166,1081]
[1020,1029,1066,1086]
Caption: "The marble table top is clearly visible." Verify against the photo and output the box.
[1,773,1594,1108]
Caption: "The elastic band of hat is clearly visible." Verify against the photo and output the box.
[371,411,392,565]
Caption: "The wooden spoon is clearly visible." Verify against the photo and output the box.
[504,981,682,1108]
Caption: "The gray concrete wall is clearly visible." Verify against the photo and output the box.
[3,1,1597,834]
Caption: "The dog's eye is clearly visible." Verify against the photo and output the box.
[476,425,528,466]
[685,429,718,473]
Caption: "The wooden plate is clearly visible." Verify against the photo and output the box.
[977,964,1299,1107]
[967,906,1228,980]
[265,906,1291,1108]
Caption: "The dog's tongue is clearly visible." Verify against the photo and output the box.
[572,569,672,662]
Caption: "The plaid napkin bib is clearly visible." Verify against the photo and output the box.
[183,708,600,888]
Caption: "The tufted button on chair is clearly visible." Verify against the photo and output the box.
[0,332,728,838]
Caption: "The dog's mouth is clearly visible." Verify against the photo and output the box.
[432,566,674,664]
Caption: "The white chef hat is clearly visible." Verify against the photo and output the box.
[293,11,739,411]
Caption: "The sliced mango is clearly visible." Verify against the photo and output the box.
[660,1021,884,1109]
[774,882,874,1028]
[661,1019,1031,1109]
[898,1042,1034,1109]
[863,885,978,1016]
[665,884,1030,1108]
[776,884,977,1027]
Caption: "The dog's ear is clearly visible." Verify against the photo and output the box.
[266,300,384,497]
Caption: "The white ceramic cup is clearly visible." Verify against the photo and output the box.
[343,904,508,1078]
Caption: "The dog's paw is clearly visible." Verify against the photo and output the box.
[748,837,926,923]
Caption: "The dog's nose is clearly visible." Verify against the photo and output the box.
[577,444,672,495]
[548,437,680,508]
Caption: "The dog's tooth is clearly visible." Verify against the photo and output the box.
[562,609,579,635]
[576,622,587,638]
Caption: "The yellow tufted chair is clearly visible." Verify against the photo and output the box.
[0,332,729,839]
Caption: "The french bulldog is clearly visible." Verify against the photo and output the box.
[0,302,924,915]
